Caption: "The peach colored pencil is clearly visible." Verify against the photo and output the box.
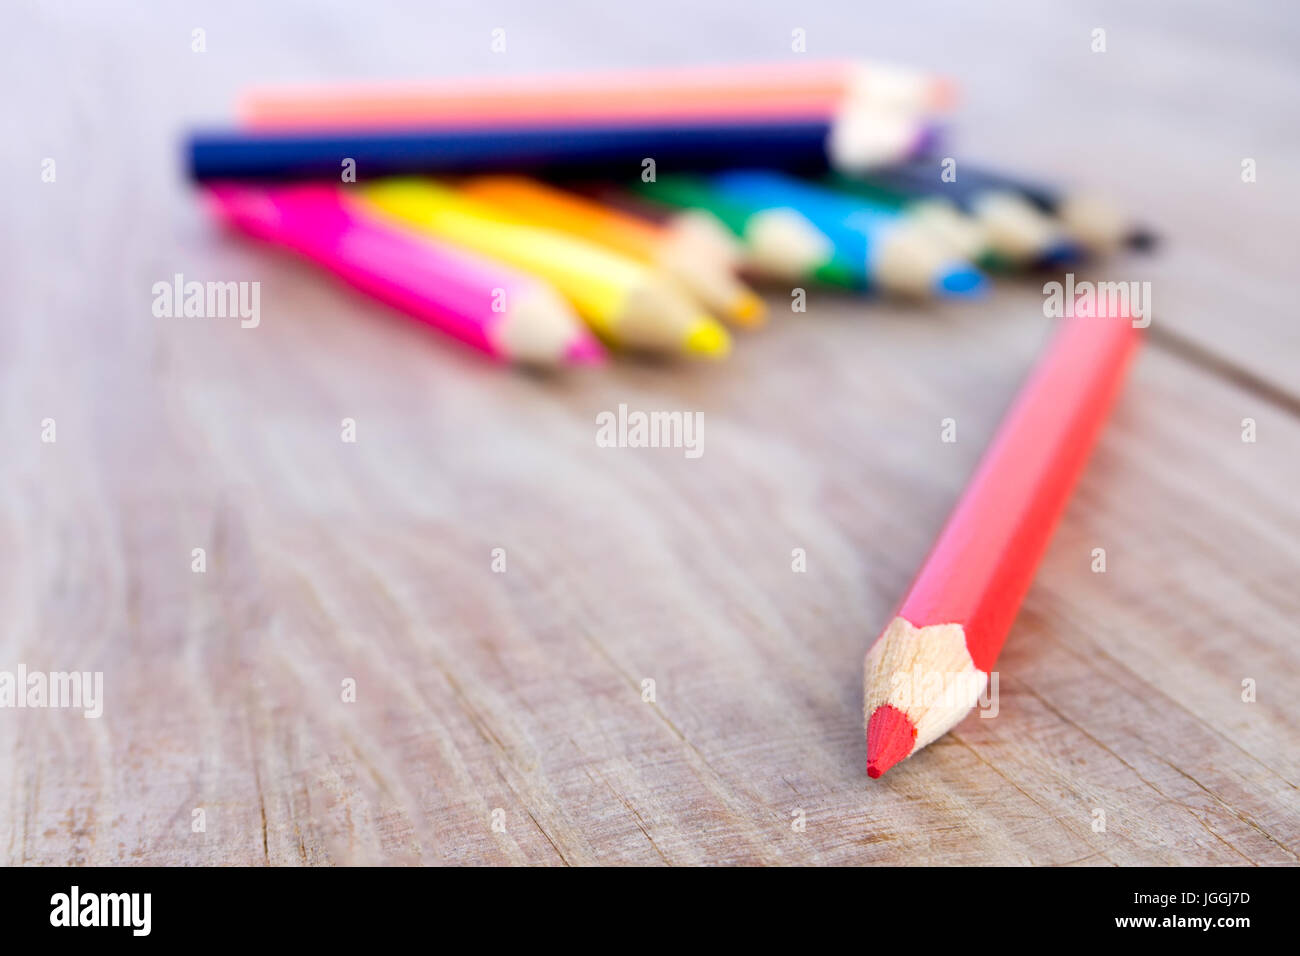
[239,60,954,131]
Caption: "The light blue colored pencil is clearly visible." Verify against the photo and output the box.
[707,170,988,298]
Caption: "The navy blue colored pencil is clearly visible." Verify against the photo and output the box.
[847,160,1084,267]
[934,162,1156,254]
[187,117,926,183]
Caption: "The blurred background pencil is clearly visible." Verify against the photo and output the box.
[206,184,604,367]
[239,59,954,131]
[708,170,987,297]
[572,183,745,268]
[844,159,1083,268]
[632,174,854,285]
[363,179,732,358]
[188,113,934,183]
[458,176,766,326]
[863,305,1141,778]
[945,163,1157,254]
[823,171,991,265]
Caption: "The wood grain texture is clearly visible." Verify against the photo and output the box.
[1,0,1297,865]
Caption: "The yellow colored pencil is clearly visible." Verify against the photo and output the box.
[457,176,765,327]
[362,180,731,358]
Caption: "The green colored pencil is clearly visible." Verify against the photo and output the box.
[632,175,861,287]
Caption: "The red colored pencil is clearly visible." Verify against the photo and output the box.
[863,306,1141,778]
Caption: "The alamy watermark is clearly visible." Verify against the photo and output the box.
[50,886,150,935]
[152,273,260,328]
[0,665,103,718]
[889,668,999,717]
[596,403,703,459]
[1043,273,1151,327]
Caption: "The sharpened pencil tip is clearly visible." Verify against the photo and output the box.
[683,317,732,358]
[1126,228,1159,253]
[909,123,942,160]
[730,291,768,326]
[1036,239,1085,268]
[866,704,917,778]
[564,335,607,365]
[934,264,988,297]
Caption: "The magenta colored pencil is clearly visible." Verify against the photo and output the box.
[205,184,604,366]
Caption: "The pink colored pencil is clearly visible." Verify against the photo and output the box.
[238,60,954,132]
[205,184,604,367]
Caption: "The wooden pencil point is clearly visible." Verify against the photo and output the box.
[863,616,985,776]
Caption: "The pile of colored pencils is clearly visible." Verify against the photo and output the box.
[188,60,1151,367]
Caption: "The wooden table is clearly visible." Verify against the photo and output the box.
[2,1,1296,865]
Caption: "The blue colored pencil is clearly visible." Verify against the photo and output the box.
[707,170,987,298]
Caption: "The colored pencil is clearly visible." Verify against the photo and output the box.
[362,179,732,358]
[239,60,955,130]
[944,163,1156,254]
[457,176,765,326]
[187,115,935,184]
[708,170,987,297]
[573,184,745,268]
[863,306,1141,778]
[205,184,604,366]
[843,160,1082,267]
[823,172,991,264]
[632,175,857,285]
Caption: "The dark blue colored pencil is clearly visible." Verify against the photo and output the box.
[930,162,1156,252]
[187,119,842,182]
[848,160,1085,266]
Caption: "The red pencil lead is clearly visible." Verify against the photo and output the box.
[866,704,916,778]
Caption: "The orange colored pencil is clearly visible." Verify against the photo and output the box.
[239,60,954,131]
[457,176,765,326]
[863,306,1141,778]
